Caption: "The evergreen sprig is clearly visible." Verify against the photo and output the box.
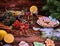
[42,0,60,20]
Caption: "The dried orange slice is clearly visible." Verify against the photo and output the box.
[4,34,14,43]
[30,6,38,13]
[0,30,7,41]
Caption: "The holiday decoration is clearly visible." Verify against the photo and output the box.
[40,28,53,38]
[30,6,38,14]
[4,34,14,43]
[37,16,59,27]
[13,20,29,31]
[19,41,29,46]
[13,20,20,29]
[0,0,60,46]
[9,11,22,16]
[34,42,45,46]
[3,11,16,26]
[45,39,55,46]
[42,0,60,20]
[0,30,7,41]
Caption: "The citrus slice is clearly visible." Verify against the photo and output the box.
[0,30,7,41]
[30,6,38,13]
[4,34,14,43]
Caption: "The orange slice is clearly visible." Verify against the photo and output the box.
[4,34,14,43]
[30,6,38,13]
[0,30,7,41]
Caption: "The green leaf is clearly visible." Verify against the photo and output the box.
[50,13,60,20]
[3,16,16,26]
[10,17,16,23]
[47,0,56,4]
[49,9,56,13]
[54,1,60,6]
[51,36,57,40]
[57,7,60,12]
[47,0,50,4]
[42,5,49,10]
[42,0,60,20]
[41,32,46,38]
[45,11,50,15]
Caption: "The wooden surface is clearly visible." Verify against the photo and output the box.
[0,23,60,46]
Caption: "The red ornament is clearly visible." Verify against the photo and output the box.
[13,20,20,29]
[20,23,24,26]
[13,20,29,31]
[19,28,24,31]
[24,24,29,30]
